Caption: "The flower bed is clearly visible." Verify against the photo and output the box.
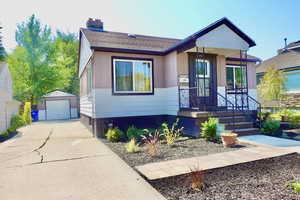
[101,138,252,167]
[151,153,300,200]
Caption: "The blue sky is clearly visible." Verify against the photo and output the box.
[2,0,300,60]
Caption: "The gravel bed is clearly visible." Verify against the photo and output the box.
[151,154,300,200]
[101,138,252,167]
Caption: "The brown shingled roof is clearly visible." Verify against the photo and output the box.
[81,28,181,52]
[287,40,300,48]
[256,51,300,73]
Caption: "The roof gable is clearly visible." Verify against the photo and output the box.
[43,90,75,98]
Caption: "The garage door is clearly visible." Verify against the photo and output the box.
[46,100,70,120]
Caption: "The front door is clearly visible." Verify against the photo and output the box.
[189,53,217,110]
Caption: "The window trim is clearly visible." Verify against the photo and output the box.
[111,56,154,95]
[195,59,210,78]
[226,65,247,89]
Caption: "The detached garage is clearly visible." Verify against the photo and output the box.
[37,90,79,121]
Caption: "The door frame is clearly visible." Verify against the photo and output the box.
[188,53,217,110]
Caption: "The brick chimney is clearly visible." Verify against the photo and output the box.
[86,18,103,31]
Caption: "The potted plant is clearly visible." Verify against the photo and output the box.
[220,132,237,147]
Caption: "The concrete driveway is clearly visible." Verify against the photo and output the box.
[0,120,165,200]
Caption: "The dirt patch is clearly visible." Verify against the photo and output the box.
[101,138,252,167]
[151,154,300,200]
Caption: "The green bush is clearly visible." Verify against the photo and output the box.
[261,119,280,135]
[105,127,124,142]
[200,118,218,140]
[278,109,296,121]
[22,102,32,124]
[126,126,147,142]
[0,130,9,138]
[289,114,300,128]
[9,115,26,132]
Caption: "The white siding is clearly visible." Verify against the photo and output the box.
[39,110,46,121]
[79,33,93,77]
[93,87,179,118]
[80,95,93,117]
[196,24,249,51]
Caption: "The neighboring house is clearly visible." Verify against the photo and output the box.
[79,17,261,137]
[256,40,300,108]
[37,90,79,121]
[0,62,20,133]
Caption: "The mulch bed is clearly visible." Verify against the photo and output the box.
[101,138,252,167]
[151,153,300,200]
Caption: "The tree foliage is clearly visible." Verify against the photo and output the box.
[7,15,79,105]
[0,25,6,61]
[257,66,287,106]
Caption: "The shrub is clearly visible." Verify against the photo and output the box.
[189,165,205,191]
[105,127,124,142]
[285,181,300,194]
[141,130,161,157]
[200,118,218,141]
[161,118,184,146]
[126,126,147,142]
[278,109,296,121]
[125,138,140,153]
[289,114,300,128]
[9,115,26,132]
[22,102,32,124]
[261,119,280,135]
[258,112,271,121]
[0,130,9,138]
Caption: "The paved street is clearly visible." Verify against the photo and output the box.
[0,120,165,200]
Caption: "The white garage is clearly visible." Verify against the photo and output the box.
[37,90,79,121]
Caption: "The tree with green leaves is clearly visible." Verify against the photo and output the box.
[0,25,6,61]
[8,15,64,105]
[51,31,79,95]
[257,66,287,108]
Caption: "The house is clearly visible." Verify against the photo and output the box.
[37,90,79,121]
[78,17,261,137]
[256,40,300,108]
[0,62,20,133]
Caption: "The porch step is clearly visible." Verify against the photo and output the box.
[224,121,254,130]
[218,116,248,123]
[228,128,260,136]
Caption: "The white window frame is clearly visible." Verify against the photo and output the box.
[226,65,247,89]
[113,58,153,94]
[195,59,210,78]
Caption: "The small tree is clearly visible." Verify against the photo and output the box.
[23,102,32,124]
[257,66,287,108]
[0,24,6,61]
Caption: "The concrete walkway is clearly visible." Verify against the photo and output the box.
[239,134,300,147]
[0,120,165,200]
[135,146,295,180]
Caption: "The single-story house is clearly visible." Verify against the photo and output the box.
[0,62,20,133]
[79,17,261,137]
[37,90,79,121]
[256,40,300,108]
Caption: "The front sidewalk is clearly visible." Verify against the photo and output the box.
[0,120,165,200]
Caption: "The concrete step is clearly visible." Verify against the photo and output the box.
[218,116,248,123]
[224,121,254,130]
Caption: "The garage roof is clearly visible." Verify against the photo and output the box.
[43,90,76,98]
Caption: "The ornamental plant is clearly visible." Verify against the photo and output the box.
[126,126,147,142]
[141,130,161,157]
[189,165,205,191]
[161,118,184,146]
[125,138,140,153]
[8,115,26,132]
[285,181,300,194]
[22,102,32,124]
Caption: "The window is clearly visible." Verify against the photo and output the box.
[195,59,210,96]
[87,61,93,95]
[226,65,247,89]
[113,58,153,94]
